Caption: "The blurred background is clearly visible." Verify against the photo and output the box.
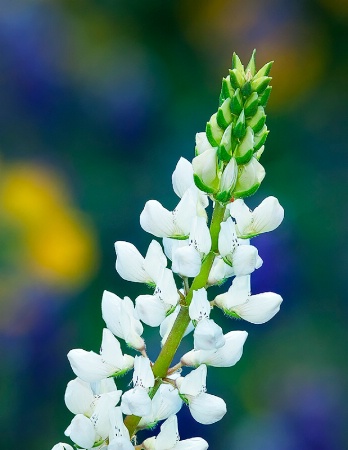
[0,0,347,449]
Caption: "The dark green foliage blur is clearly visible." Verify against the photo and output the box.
[0,1,347,449]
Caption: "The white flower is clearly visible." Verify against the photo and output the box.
[108,407,134,450]
[171,217,211,277]
[195,132,215,155]
[64,377,122,418]
[176,365,226,425]
[143,415,209,450]
[189,289,224,351]
[139,383,183,429]
[207,257,235,285]
[160,306,194,346]
[228,196,284,238]
[192,147,218,189]
[120,356,154,417]
[215,275,283,324]
[172,158,209,216]
[115,240,167,285]
[51,444,74,450]
[64,414,96,449]
[218,217,262,276]
[67,329,134,383]
[136,268,179,327]
[181,330,248,367]
[233,157,265,198]
[102,291,145,350]
[140,189,198,239]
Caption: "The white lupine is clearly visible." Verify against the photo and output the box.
[192,147,218,188]
[207,257,235,285]
[228,196,284,238]
[67,329,134,383]
[215,275,283,324]
[172,217,211,277]
[101,291,145,350]
[139,383,183,428]
[160,306,194,346]
[172,158,209,217]
[181,330,248,367]
[176,365,226,425]
[195,131,216,155]
[51,444,74,450]
[120,356,154,417]
[136,268,179,327]
[233,157,265,198]
[108,407,134,450]
[218,217,261,276]
[219,157,238,193]
[115,240,167,285]
[140,189,198,239]
[189,289,224,351]
[64,414,96,449]
[143,415,208,450]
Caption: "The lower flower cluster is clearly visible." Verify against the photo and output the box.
[52,51,284,450]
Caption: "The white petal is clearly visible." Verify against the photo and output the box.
[139,384,182,428]
[219,157,238,192]
[182,331,248,368]
[193,319,225,351]
[100,328,124,369]
[64,414,96,449]
[136,294,166,327]
[250,196,284,236]
[51,444,74,450]
[207,258,234,285]
[109,406,131,441]
[234,292,283,324]
[233,157,265,198]
[189,216,211,256]
[101,290,123,337]
[67,349,114,383]
[172,245,201,277]
[90,394,118,439]
[140,200,176,237]
[172,157,194,198]
[232,245,259,276]
[214,275,250,310]
[178,364,207,397]
[163,237,188,261]
[64,378,94,415]
[109,437,134,450]
[189,288,210,321]
[174,438,209,450]
[121,386,152,417]
[92,378,118,395]
[228,199,252,237]
[174,189,198,236]
[133,355,155,389]
[155,268,179,306]
[218,218,238,257]
[155,415,179,449]
[195,132,215,155]
[192,147,217,186]
[144,240,168,284]
[114,241,148,283]
[189,392,226,424]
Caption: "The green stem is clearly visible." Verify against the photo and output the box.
[124,202,226,437]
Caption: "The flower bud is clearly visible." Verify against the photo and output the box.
[253,125,269,151]
[254,60,273,78]
[245,49,256,77]
[229,68,244,90]
[233,109,246,139]
[217,123,233,162]
[206,112,224,146]
[230,88,243,115]
[244,92,259,117]
[234,126,254,165]
[247,106,266,133]
[219,75,235,104]
[259,85,272,107]
[251,76,272,94]
[234,157,265,198]
[192,147,218,193]
[217,97,232,129]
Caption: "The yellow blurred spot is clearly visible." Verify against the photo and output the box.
[0,162,99,290]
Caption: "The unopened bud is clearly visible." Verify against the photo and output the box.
[244,92,259,117]
[230,88,243,115]
[233,157,265,198]
[253,125,269,151]
[217,97,232,129]
[217,123,233,162]
[259,86,272,108]
[206,113,224,147]
[245,49,256,77]
[247,106,266,133]
[229,68,244,90]
[234,126,254,165]
[251,76,272,94]
[233,109,246,139]
[254,60,273,78]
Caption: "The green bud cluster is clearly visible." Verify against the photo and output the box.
[201,51,273,203]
